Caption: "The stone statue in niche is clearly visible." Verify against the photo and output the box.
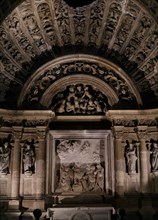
[148,142,158,172]
[0,140,12,175]
[125,142,138,175]
[55,139,105,193]
[23,139,35,176]
[49,84,109,115]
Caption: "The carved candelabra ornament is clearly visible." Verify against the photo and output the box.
[49,84,109,115]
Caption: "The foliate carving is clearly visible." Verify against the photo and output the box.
[0,136,12,175]
[49,84,109,115]
[37,2,57,45]
[0,119,49,127]
[113,1,140,52]
[5,13,35,59]
[147,141,158,173]
[22,6,47,52]
[113,119,158,127]
[0,25,27,65]
[54,0,71,45]
[22,139,36,176]
[124,15,152,59]
[73,7,86,45]
[88,0,105,45]
[24,61,134,105]
[55,139,104,193]
[101,2,122,46]
[124,141,138,175]
[133,29,158,65]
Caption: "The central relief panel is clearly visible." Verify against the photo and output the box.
[46,130,114,197]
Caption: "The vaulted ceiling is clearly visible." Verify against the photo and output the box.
[0,0,158,111]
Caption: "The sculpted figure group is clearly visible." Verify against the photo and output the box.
[57,162,104,193]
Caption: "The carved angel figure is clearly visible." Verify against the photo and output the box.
[0,141,11,175]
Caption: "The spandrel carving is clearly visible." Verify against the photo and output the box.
[55,139,104,193]
[49,84,109,115]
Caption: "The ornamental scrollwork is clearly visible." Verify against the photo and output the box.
[49,84,110,115]
[24,61,134,106]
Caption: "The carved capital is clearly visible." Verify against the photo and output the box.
[113,126,124,139]
[12,126,23,140]
[134,126,148,140]
[36,127,47,140]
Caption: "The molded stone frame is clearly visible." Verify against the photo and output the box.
[46,130,114,197]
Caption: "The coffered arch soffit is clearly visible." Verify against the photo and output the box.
[18,55,142,109]
[0,0,158,109]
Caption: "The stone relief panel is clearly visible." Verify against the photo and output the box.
[47,130,114,196]
[49,84,109,115]
[55,139,104,193]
